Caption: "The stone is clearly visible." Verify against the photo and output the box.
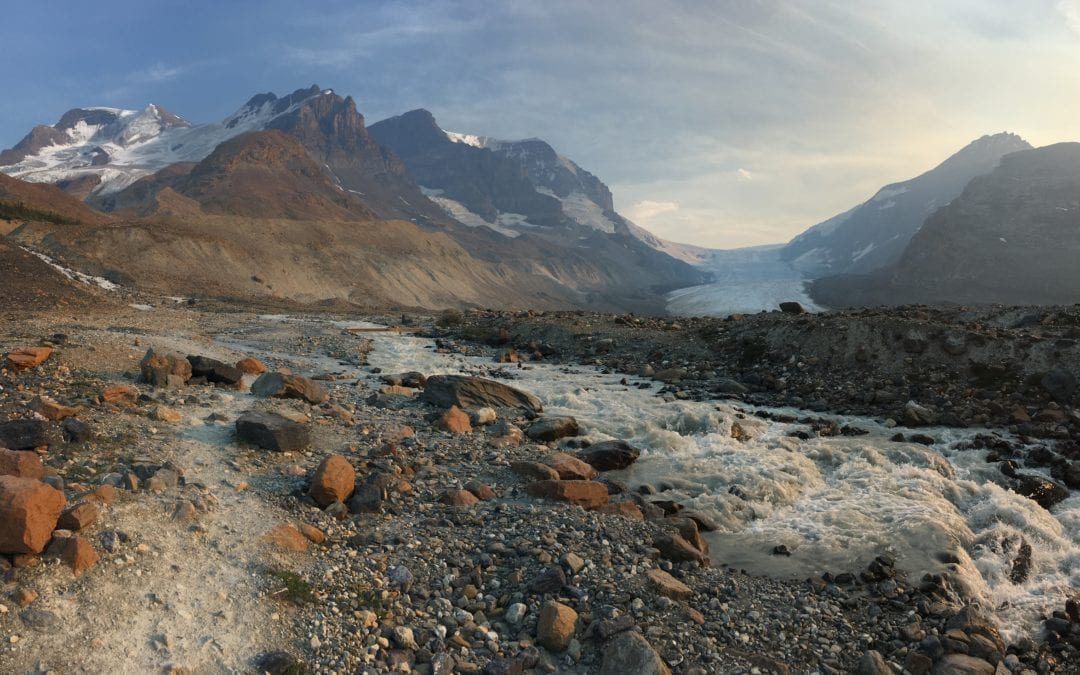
[664,517,710,557]
[0,420,48,451]
[251,372,329,405]
[421,374,542,413]
[60,536,99,576]
[151,406,183,423]
[905,651,934,675]
[853,650,891,675]
[235,357,268,375]
[526,480,608,509]
[488,419,525,447]
[57,503,98,531]
[437,405,472,433]
[379,385,416,397]
[92,485,119,505]
[171,500,197,522]
[465,480,496,500]
[347,475,391,514]
[28,396,80,421]
[14,587,39,607]
[61,418,93,443]
[505,603,527,625]
[262,524,309,552]
[380,371,427,388]
[100,385,138,406]
[254,651,302,675]
[536,601,577,652]
[0,449,44,479]
[543,452,598,480]
[654,533,708,566]
[440,489,480,507]
[579,440,640,471]
[309,454,356,507]
[528,416,580,442]
[779,301,806,314]
[139,348,192,387]
[235,411,310,451]
[595,501,645,521]
[5,346,52,371]
[648,568,693,600]
[186,355,243,384]
[299,524,326,545]
[471,407,498,425]
[529,566,567,593]
[599,631,671,675]
[0,476,65,554]
[931,654,996,675]
[511,461,559,481]
[1012,474,1069,509]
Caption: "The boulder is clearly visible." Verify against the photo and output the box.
[526,480,608,510]
[60,536,99,576]
[139,348,191,387]
[421,375,541,413]
[599,631,671,675]
[150,406,183,423]
[544,452,598,480]
[579,440,640,471]
[100,385,138,405]
[251,372,328,405]
[61,418,93,444]
[1012,474,1070,510]
[648,568,693,600]
[853,650,891,675]
[262,524,309,552]
[235,411,310,452]
[778,301,806,314]
[380,371,427,388]
[58,502,98,531]
[536,601,577,652]
[527,416,580,442]
[511,461,560,481]
[596,501,645,521]
[664,517,710,558]
[186,355,243,385]
[0,419,49,451]
[309,455,356,507]
[437,405,472,433]
[654,533,709,566]
[0,476,65,554]
[931,654,995,675]
[28,396,80,421]
[0,449,45,479]
[440,489,480,507]
[5,346,53,371]
[235,357,269,375]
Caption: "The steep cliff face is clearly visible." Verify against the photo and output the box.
[811,143,1080,307]
[783,133,1032,277]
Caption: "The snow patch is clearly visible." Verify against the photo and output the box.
[427,195,521,238]
[851,242,877,263]
[20,246,120,290]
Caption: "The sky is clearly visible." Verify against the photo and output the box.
[2,0,1080,249]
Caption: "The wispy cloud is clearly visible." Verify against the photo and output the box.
[627,200,679,221]
[127,62,187,84]
[1058,0,1080,34]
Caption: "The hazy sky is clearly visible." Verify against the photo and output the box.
[3,1,1080,248]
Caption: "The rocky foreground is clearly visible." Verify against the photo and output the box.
[0,304,1077,675]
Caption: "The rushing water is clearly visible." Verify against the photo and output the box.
[245,317,1080,641]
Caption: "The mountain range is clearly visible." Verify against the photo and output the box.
[0,85,709,312]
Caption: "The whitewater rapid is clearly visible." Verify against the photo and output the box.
[250,317,1080,642]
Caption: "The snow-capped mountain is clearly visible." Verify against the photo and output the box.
[781,132,1032,277]
[0,86,343,197]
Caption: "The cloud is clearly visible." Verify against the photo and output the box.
[627,200,679,221]
[1059,1,1080,34]
[127,63,187,84]
[736,168,754,181]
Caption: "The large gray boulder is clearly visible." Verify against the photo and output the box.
[235,411,310,451]
[420,375,541,413]
[599,631,670,675]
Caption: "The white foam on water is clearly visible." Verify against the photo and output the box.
[346,322,1079,642]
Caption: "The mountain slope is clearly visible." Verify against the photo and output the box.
[781,133,1032,276]
[811,143,1080,307]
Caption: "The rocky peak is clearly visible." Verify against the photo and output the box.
[55,108,123,131]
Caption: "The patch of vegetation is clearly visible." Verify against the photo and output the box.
[266,568,316,605]
[435,308,464,328]
[0,199,81,226]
